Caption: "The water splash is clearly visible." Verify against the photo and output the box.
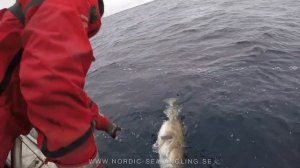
[163,98,182,120]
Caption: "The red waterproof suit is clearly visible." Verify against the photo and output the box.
[0,0,109,167]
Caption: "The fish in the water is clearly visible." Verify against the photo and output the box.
[153,98,185,168]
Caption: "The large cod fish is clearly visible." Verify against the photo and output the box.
[153,98,185,168]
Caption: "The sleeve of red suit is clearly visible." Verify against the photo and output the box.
[18,0,110,166]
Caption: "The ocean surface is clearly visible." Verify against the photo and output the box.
[86,0,300,167]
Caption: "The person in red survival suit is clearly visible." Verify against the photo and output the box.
[0,6,31,167]
[0,0,121,167]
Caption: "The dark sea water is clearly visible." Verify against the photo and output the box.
[86,0,300,167]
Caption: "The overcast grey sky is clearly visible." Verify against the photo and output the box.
[0,0,153,16]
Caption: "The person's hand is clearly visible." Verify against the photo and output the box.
[92,110,121,139]
[105,122,121,139]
